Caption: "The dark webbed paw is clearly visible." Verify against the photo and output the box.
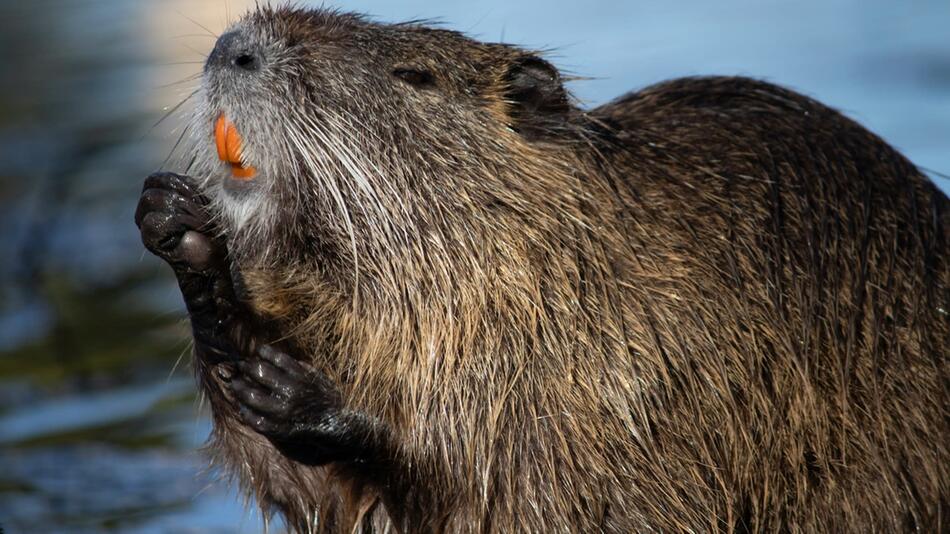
[135,172,237,358]
[228,345,384,466]
[135,172,216,270]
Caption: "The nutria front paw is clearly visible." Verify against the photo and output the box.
[135,172,217,270]
[135,172,237,357]
[227,345,384,467]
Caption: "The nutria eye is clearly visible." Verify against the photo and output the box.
[393,68,435,88]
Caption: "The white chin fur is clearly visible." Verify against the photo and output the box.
[221,191,266,232]
[204,174,271,239]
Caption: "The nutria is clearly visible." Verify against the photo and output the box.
[135,5,948,533]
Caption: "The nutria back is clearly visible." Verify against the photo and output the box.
[160,7,947,532]
[586,77,948,531]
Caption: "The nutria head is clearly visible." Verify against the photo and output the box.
[191,6,589,289]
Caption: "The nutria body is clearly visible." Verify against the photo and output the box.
[136,6,948,533]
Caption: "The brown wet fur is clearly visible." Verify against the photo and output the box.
[190,6,948,533]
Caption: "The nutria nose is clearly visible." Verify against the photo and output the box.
[207,30,261,72]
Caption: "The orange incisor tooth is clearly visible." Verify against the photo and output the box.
[214,114,228,161]
[231,165,257,179]
[225,118,242,163]
[214,113,257,180]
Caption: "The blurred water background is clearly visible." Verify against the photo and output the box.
[0,0,947,532]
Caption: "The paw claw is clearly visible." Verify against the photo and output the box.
[215,365,234,381]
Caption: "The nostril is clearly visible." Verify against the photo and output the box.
[205,31,261,73]
[234,53,258,71]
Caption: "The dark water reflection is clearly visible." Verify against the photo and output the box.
[0,0,947,532]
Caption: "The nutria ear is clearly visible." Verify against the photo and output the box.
[502,56,570,139]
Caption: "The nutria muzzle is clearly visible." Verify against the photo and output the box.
[206,29,263,73]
